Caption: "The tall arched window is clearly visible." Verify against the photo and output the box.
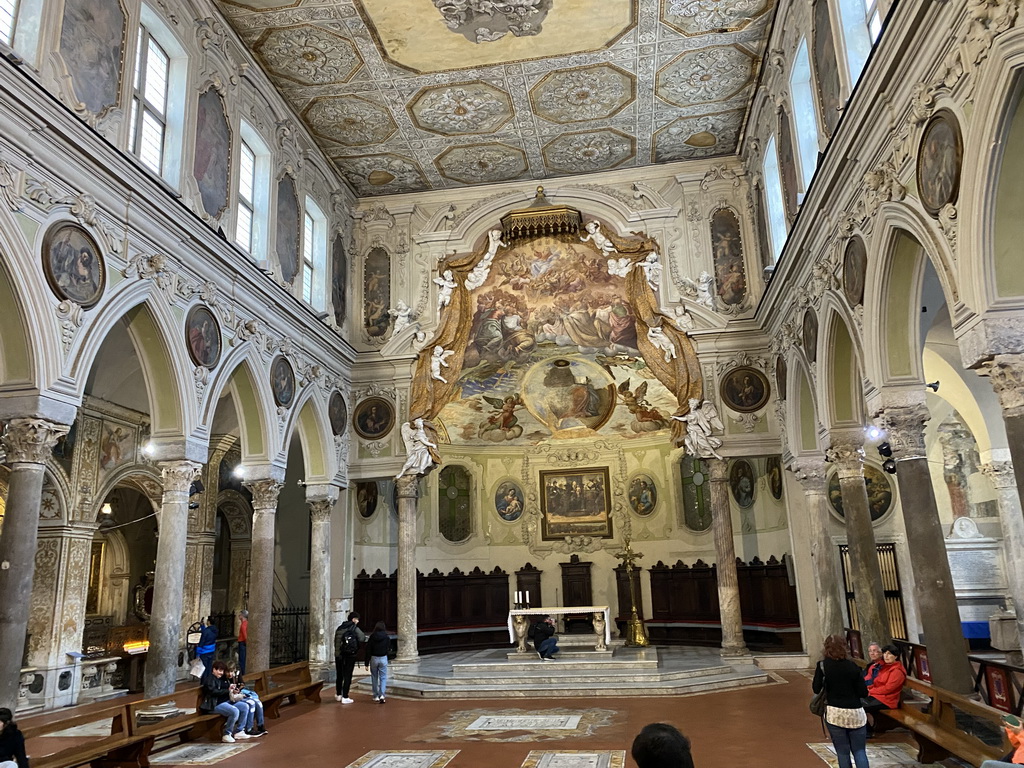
[679,457,711,532]
[837,0,878,85]
[762,136,788,264]
[302,197,328,310]
[438,466,472,543]
[790,40,821,192]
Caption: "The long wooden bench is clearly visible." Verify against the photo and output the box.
[243,661,323,719]
[874,677,1009,767]
[21,702,140,768]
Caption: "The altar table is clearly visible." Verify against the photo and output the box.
[507,605,611,653]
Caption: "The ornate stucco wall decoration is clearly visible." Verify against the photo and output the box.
[431,0,553,43]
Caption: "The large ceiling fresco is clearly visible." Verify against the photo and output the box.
[435,233,679,445]
[216,0,775,195]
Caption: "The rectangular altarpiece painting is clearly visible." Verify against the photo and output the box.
[539,466,612,540]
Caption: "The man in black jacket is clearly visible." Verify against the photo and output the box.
[334,611,366,703]
[533,615,559,660]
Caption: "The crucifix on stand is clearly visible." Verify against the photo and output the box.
[615,538,649,647]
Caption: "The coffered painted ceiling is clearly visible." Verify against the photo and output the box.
[218,0,775,196]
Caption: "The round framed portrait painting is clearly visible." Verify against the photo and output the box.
[627,474,658,517]
[494,480,524,523]
[917,110,963,217]
[185,305,222,368]
[356,481,378,519]
[827,464,894,522]
[329,391,348,437]
[42,222,106,308]
[729,459,756,509]
[719,366,770,413]
[270,356,295,408]
[353,397,395,440]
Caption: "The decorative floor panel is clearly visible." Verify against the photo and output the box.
[344,750,460,768]
[808,742,945,767]
[148,743,258,765]
[410,708,618,743]
[520,750,626,768]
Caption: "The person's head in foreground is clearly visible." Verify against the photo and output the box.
[631,722,695,768]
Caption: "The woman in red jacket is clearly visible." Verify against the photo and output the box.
[863,644,907,729]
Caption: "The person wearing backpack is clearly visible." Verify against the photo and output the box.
[334,611,366,703]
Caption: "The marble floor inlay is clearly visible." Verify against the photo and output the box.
[807,742,945,767]
[410,708,619,743]
[148,743,258,765]
[521,750,626,768]
[344,750,460,768]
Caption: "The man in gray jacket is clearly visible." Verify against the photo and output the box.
[333,611,366,703]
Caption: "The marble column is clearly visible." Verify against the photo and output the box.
[707,458,748,656]
[826,437,890,645]
[395,475,419,660]
[242,479,281,675]
[0,419,69,711]
[789,459,844,640]
[307,496,334,671]
[981,460,1024,648]
[878,404,974,694]
[145,460,201,698]
[985,355,1024,509]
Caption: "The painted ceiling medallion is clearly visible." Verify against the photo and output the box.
[542,129,635,173]
[436,143,528,184]
[254,26,362,86]
[304,95,397,147]
[334,153,427,195]
[653,111,743,162]
[662,0,771,36]
[656,45,755,107]
[409,82,514,135]
[432,0,553,44]
[530,64,636,124]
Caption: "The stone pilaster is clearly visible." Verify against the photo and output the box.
[984,355,1024,509]
[877,404,973,694]
[307,497,334,670]
[0,418,69,711]
[789,459,844,642]
[826,436,890,646]
[395,474,419,660]
[707,458,748,657]
[242,479,281,674]
[981,460,1024,649]
[145,460,201,698]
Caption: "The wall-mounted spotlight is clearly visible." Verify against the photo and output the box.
[296,479,307,487]
[233,465,245,478]
[877,442,893,458]
[882,458,897,474]
[926,381,940,392]
[865,426,884,442]
[189,480,205,496]
[143,442,156,457]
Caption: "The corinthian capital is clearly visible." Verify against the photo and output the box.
[1,418,70,465]
[244,479,282,509]
[308,498,334,522]
[394,474,419,499]
[876,403,929,459]
[158,461,202,494]
[788,459,828,493]
[984,354,1024,416]
[825,439,865,480]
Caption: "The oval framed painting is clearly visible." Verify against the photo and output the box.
[827,464,894,522]
[329,391,348,437]
[42,222,106,308]
[356,481,378,519]
[765,456,783,500]
[627,474,658,517]
[803,309,819,363]
[842,236,868,307]
[494,480,524,523]
[185,304,222,368]
[775,355,788,402]
[270,356,295,408]
[353,397,395,440]
[729,459,756,509]
[917,110,963,217]
[720,366,770,413]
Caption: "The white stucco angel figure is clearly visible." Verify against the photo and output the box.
[646,325,677,363]
[673,304,695,330]
[639,251,662,291]
[395,418,437,480]
[430,345,456,383]
[581,220,617,256]
[466,229,508,291]
[672,398,725,460]
[388,300,416,336]
[433,269,458,316]
[607,257,634,278]
[680,270,715,309]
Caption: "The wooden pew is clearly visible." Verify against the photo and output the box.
[243,661,323,719]
[874,677,1009,767]
[21,702,141,768]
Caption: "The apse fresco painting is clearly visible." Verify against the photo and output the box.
[436,233,679,445]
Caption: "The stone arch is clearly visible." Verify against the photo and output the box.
[65,283,194,440]
[93,466,163,524]
[199,345,275,464]
[819,299,867,430]
[788,355,822,456]
[217,489,253,541]
[281,385,334,483]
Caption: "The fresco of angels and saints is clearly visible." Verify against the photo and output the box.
[436,232,680,445]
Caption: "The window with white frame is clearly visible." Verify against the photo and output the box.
[837,0,876,85]
[762,136,789,264]
[236,122,271,261]
[302,197,327,310]
[236,140,256,253]
[0,0,18,45]
[790,40,821,193]
[129,26,169,175]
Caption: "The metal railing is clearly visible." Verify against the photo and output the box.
[204,609,309,666]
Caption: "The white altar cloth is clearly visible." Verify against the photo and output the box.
[507,605,611,646]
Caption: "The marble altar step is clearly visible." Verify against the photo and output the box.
[393,663,732,687]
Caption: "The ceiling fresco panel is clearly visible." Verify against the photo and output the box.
[436,143,529,185]
[542,129,636,174]
[655,45,755,108]
[530,64,636,124]
[661,0,772,36]
[409,81,515,136]
[304,94,398,146]
[254,25,363,86]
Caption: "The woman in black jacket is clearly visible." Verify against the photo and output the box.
[0,707,29,768]
[364,621,391,703]
[812,634,870,768]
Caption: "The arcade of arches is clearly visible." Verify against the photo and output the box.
[2,0,1024,732]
